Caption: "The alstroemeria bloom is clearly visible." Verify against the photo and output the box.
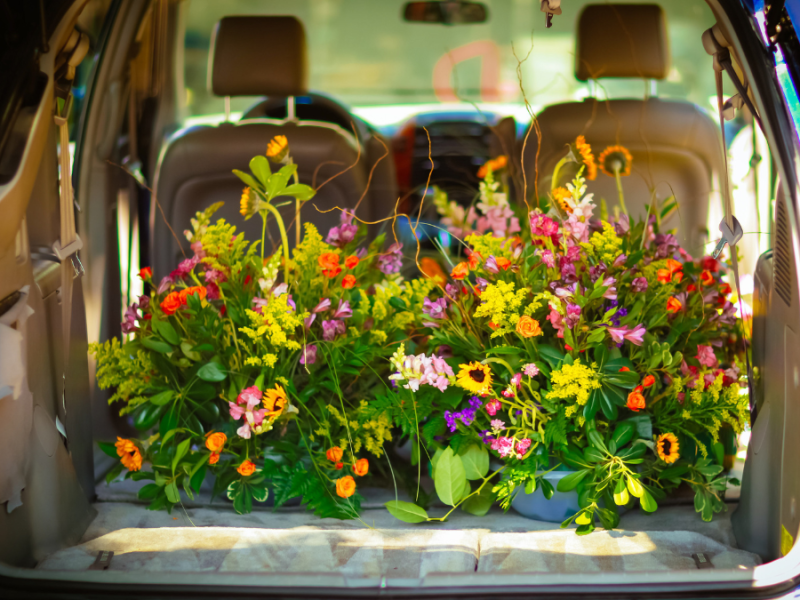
[313,298,331,313]
[322,319,346,341]
[565,303,581,328]
[378,242,403,274]
[333,299,352,319]
[423,297,447,319]
[696,344,718,368]
[601,276,617,300]
[607,323,647,346]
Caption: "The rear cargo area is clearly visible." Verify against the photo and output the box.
[36,480,760,577]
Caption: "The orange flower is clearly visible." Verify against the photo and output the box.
[264,385,287,416]
[160,291,183,316]
[266,135,289,162]
[115,437,142,472]
[345,255,360,269]
[237,460,256,477]
[666,297,682,313]
[516,316,543,338]
[209,452,220,465]
[342,274,357,289]
[642,374,656,388]
[318,252,342,278]
[626,386,646,412]
[673,272,684,283]
[552,187,572,213]
[335,462,343,470]
[657,269,672,284]
[138,267,152,280]
[420,257,447,286]
[477,155,508,178]
[352,458,369,477]
[179,286,207,304]
[665,259,683,274]
[719,282,732,296]
[326,446,344,462]
[687,284,697,292]
[700,270,714,286]
[205,431,227,453]
[575,136,597,180]
[598,145,633,177]
[336,475,356,498]
[495,257,511,271]
[618,367,630,372]
[468,251,482,269]
[451,262,470,280]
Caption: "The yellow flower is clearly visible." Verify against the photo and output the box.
[266,135,289,162]
[656,433,680,464]
[548,359,601,406]
[264,384,287,416]
[590,221,624,263]
[575,135,597,181]
[552,186,572,213]
[456,362,493,394]
[598,145,633,177]
[240,187,259,219]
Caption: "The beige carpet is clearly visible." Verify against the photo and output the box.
[36,500,759,576]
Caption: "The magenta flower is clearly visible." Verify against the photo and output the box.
[696,344,718,368]
[121,303,138,334]
[631,277,649,293]
[529,212,558,237]
[625,323,647,346]
[300,344,317,365]
[204,269,226,283]
[206,282,221,300]
[537,249,556,268]
[565,303,581,328]
[601,276,617,300]
[423,297,447,319]
[313,298,331,313]
[516,438,532,458]
[170,256,199,280]
[326,211,358,247]
[378,242,403,274]
[511,373,522,388]
[485,399,502,416]
[304,314,316,330]
[322,319,345,341]
[333,299,352,319]
[491,436,515,458]
[613,254,627,268]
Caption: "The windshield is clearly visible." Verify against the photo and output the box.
[180,0,722,127]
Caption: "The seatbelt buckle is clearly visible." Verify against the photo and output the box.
[711,216,743,259]
[53,236,85,279]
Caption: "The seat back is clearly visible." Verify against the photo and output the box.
[522,4,723,254]
[152,16,395,277]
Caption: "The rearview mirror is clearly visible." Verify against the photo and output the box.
[403,1,489,25]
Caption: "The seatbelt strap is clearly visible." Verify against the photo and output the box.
[53,92,84,421]
[712,58,757,423]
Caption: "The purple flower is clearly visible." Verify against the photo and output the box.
[300,344,318,365]
[479,430,493,444]
[332,299,352,320]
[326,211,358,247]
[423,297,448,319]
[286,294,296,311]
[613,254,627,268]
[565,303,581,328]
[137,295,150,310]
[654,233,678,259]
[322,319,345,341]
[378,242,403,274]
[631,277,648,293]
[157,276,173,295]
[121,303,138,334]
[356,247,368,259]
[444,396,482,432]
[313,298,331,313]
[445,283,462,298]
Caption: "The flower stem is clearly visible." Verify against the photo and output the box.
[614,167,628,216]
[262,203,291,283]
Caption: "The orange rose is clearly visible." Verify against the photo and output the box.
[179,286,207,304]
[642,374,656,388]
[495,257,511,271]
[700,270,714,286]
[657,269,672,284]
[205,431,227,453]
[468,252,482,269]
[342,274,357,289]
[237,460,256,477]
[627,386,646,412]
[665,258,683,274]
[666,297,682,313]
[345,255,359,269]
[160,291,183,316]
[516,316,542,338]
[336,475,356,498]
[209,452,220,465]
[352,458,369,477]
[138,267,152,280]
[451,262,470,280]
[326,446,344,462]
[318,252,341,278]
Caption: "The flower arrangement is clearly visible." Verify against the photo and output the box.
[378,138,749,533]
[91,137,416,518]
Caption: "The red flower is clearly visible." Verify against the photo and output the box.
[687,284,696,292]
[627,386,645,412]
[701,256,719,272]
[673,272,683,283]
[642,374,656,388]
[342,274,357,289]
[700,270,714,286]
[345,255,359,269]
[138,267,152,280]
[244,274,252,286]
[666,297,682,313]
[335,462,344,470]
[160,292,182,316]
[618,367,630,372]
[719,283,732,296]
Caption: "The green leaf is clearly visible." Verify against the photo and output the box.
[587,430,608,454]
[525,478,537,494]
[138,483,161,500]
[626,475,644,498]
[462,485,495,516]
[540,477,555,500]
[281,183,316,201]
[159,405,179,438]
[142,337,173,354]
[190,463,207,493]
[696,463,724,480]
[232,169,261,190]
[598,388,619,420]
[583,389,601,420]
[267,163,298,199]
[613,478,630,505]
[537,344,565,369]
[150,390,175,406]
[105,462,124,484]
[610,421,636,449]
[165,481,180,504]
[172,438,192,474]
[557,469,589,493]
[460,444,490,480]
[486,345,522,355]
[250,155,271,187]
[434,447,467,506]
[153,319,180,345]
[197,362,227,382]
[640,489,658,512]
[659,464,689,479]
[385,500,429,523]
[623,415,653,439]
[181,342,201,361]
[97,440,119,459]
[251,484,269,503]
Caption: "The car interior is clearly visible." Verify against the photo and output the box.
[2,0,800,596]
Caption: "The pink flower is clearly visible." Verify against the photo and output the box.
[333,299,352,320]
[537,249,556,268]
[564,215,589,243]
[313,298,331,313]
[607,326,628,345]
[624,323,647,346]
[485,399,502,416]
[191,241,206,259]
[511,373,522,388]
[204,269,225,283]
[304,314,316,330]
[696,345,718,368]
[565,303,581,328]
[157,276,173,295]
[206,282,221,300]
[236,423,251,440]
[229,402,245,421]
[237,386,262,410]
[529,212,558,237]
[490,419,505,432]
[523,363,539,377]
[516,438,532,458]
[491,436,515,458]
[601,276,617,300]
[300,344,317,365]
[546,307,565,338]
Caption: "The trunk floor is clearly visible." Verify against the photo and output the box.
[37,487,760,577]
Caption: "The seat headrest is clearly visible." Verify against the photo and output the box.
[575,4,669,81]
[209,16,308,97]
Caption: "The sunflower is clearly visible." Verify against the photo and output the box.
[575,135,597,180]
[266,135,289,163]
[115,437,142,472]
[477,155,508,179]
[264,384,287,416]
[656,432,680,464]
[456,362,493,394]
[598,145,633,177]
[552,186,572,213]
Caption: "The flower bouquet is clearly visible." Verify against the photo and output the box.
[91,137,414,518]
[379,138,749,533]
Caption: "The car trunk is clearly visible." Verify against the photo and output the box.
[2,0,800,597]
